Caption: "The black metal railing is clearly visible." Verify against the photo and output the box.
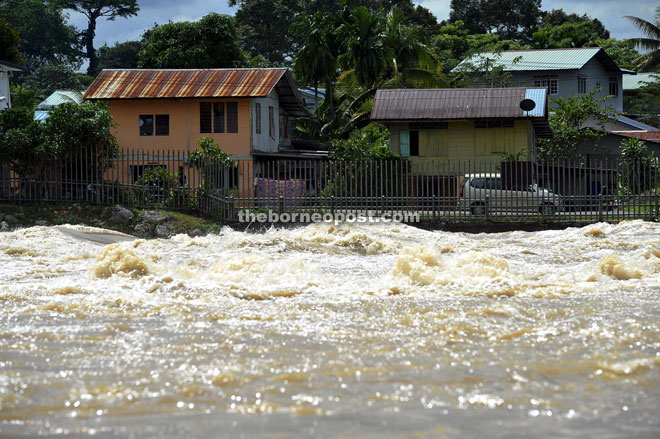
[2,148,658,224]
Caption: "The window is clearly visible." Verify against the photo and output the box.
[227,102,238,133]
[213,103,225,133]
[534,78,558,95]
[199,102,238,134]
[269,106,275,140]
[578,76,587,94]
[255,103,261,134]
[595,82,601,91]
[609,78,619,97]
[200,103,212,133]
[155,115,169,136]
[139,115,153,136]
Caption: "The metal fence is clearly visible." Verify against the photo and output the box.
[1,147,659,224]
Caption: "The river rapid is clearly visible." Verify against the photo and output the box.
[0,221,659,438]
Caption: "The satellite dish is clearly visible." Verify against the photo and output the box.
[520,99,536,112]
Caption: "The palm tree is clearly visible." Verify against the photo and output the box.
[337,6,387,90]
[382,7,444,88]
[292,12,337,104]
[625,7,660,72]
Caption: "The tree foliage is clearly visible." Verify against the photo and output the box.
[448,0,542,42]
[0,19,22,64]
[619,137,659,194]
[624,6,660,72]
[0,0,82,68]
[537,90,616,162]
[432,20,522,73]
[328,123,393,159]
[532,21,602,49]
[22,63,93,100]
[0,102,118,180]
[292,4,442,139]
[138,13,246,69]
[598,38,641,71]
[0,107,51,178]
[625,75,660,128]
[540,9,609,39]
[63,0,139,75]
[229,0,439,64]
[97,40,141,69]
[9,85,38,110]
[189,137,235,169]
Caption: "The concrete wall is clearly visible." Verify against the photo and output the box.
[509,59,623,112]
[0,71,10,110]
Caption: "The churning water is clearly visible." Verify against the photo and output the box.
[0,222,659,438]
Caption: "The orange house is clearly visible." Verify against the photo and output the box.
[83,68,313,187]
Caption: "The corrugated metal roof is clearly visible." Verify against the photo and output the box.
[524,88,547,117]
[616,115,660,132]
[371,87,551,137]
[614,131,660,143]
[371,87,547,120]
[623,73,659,91]
[34,110,50,122]
[37,90,84,109]
[453,48,604,72]
[83,68,289,100]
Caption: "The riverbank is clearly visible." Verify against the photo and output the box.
[0,203,222,238]
[3,202,653,237]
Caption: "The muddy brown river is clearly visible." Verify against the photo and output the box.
[0,222,659,438]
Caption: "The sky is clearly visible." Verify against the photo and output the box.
[67,0,658,51]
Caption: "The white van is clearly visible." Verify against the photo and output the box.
[459,174,562,215]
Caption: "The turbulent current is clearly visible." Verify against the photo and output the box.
[0,222,659,438]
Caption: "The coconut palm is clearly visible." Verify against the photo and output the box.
[624,7,660,72]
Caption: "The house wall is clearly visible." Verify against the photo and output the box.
[387,120,533,172]
[250,91,280,153]
[0,71,10,110]
[109,98,252,157]
[577,134,660,167]
[509,59,623,112]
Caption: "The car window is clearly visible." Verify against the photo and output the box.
[485,178,502,190]
[470,178,486,189]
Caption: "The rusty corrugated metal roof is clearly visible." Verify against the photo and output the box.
[614,131,660,144]
[83,68,289,100]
